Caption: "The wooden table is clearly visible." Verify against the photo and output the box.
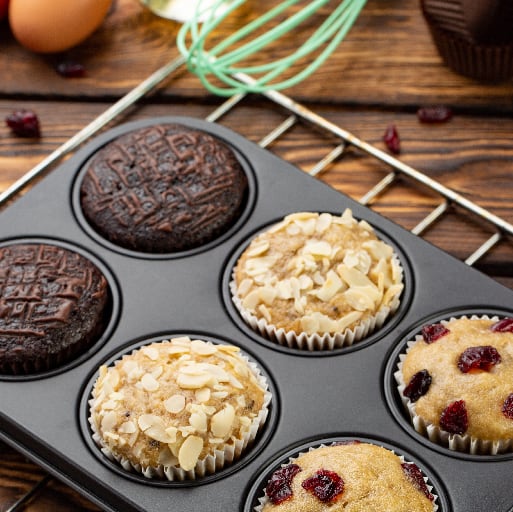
[1,0,513,509]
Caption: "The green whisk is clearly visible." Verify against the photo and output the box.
[176,0,367,96]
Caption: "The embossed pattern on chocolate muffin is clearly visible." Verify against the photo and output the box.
[0,243,109,375]
[79,124,248,253]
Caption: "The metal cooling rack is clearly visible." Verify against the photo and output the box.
[3,70,513,512]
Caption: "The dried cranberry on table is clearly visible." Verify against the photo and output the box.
[403,369,432,402]
[439,400,468,435]
[56,61,86,78]
[417,105,453,123]
[383,124,401,154]
[301,469,344,503]
[421,323,450,343]
[457,345,501,373]
[5,109,41,138]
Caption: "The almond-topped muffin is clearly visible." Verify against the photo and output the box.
[397,315,513,454]
[89,336,271,480]
[257,442,436,511]
[232,210,404,350]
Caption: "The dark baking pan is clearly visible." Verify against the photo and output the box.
[1,116,513,511]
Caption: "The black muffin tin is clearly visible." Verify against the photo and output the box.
[1,116,512,511]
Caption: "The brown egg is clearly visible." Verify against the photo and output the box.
[9,0,112,53]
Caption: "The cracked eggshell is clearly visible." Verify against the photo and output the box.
[9,0,111,53]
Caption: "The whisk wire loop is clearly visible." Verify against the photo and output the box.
[177,0,367,96]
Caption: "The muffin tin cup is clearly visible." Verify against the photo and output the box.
[85,334,273,482]
[244,435,448,512]
[1,116,513,510]
[385,308,513,461]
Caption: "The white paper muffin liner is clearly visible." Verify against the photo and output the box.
[254,441,438,511]
[230,252,403,351]
[88,345,272,481]
[395,314,513,455]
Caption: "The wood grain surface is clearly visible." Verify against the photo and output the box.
[1,0,513,510]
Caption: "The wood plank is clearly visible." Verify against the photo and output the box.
[1,0,513,110]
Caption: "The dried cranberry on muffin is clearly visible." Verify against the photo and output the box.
[80,123,248,253]
[89,336,271,480]
[232,210,404,350]
[257,442,436,511]
[0,243,109,375]
[396,315,513,454]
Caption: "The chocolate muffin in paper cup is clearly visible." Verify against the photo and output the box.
[255,441,438,511]
[89,336,271,480]
[231,210,404,350]
[395,315,513,455]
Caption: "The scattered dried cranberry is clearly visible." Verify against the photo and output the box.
[56,61,86,78]
[301,469,344,503]
[440,400,468,435]
[457,345,501,373]
[421,323,450,343]
[403,369,432,402]
[266,464,302,505]
[491,318,513,333]
[417,105,453,123]
[401,462,434,501]
[502,393,513,419]
[5,109,41,138]
[383,124,401,154]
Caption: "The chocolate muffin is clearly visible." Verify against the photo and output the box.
[0,243,109,375]
[80,123,248,253]
[421,0,513,82]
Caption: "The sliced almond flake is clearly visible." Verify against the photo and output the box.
[178,435,204,471]
[208,437,225,444]
[294,296,305,315]
[362,240,393,260]
[298,274,314,290]
[337,264,374,288]
[170,336,193,346]
[141,373,159,392]
[285,223,301,235]
[103,367,119,389]
[101,411,118,433]
[337,311,363,331]
[294,217,317,236]
[246,240,270,257]
[211,391,229,399]
[109,391,124,401]
[317,314,339,333]
[201,405,217,416]
[165,426,178,443]
[344,288,375,311]
[286,211,317,222]
[138,414,164,432]
[383,283,404,305]
[118,421,137,434]
[195,388,211,403]
[242,289,262,311]
[151,365,163,380]
[301,313,320,334]
[358,219,373,232]
[211,404,235,438]
[236,395,247,408]
[101,399,118,411]
[146,424,175,443]
[258,286,277,305]
[268,219,287,233]
[276,279,293,300]
[104,431,119,441]
[189,410,208,432]
[237,278,253,297]
[303,239,332,258]
[314,269,344,302]
[164,394,186,414]
[316,212,332,233]
[258,304,272,323]
[158,446,178,466]
[190,339,218,356]
[391,259,402,282]
[177,372,216,389]
[312,271,325,285]
[140,346,159,361]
